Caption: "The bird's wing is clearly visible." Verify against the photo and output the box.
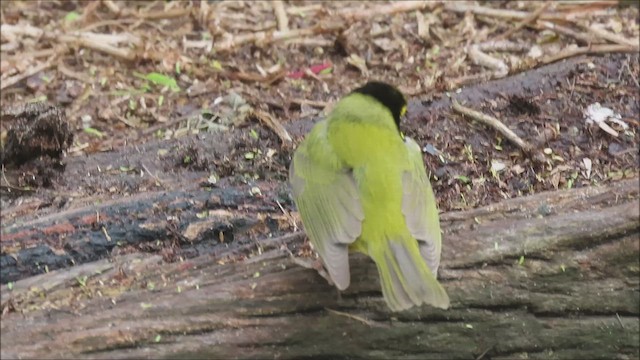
[289,138,364,290]
[401,136,443,275]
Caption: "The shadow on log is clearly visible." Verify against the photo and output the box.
[1,178,638,359]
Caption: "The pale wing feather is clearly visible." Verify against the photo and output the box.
[289,138,364,290]
[401,137,443,275]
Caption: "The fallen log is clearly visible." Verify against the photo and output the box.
[1,178,638,359]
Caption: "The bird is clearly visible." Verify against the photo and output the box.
[289,81,450,311]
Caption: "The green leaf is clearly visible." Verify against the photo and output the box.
[249,129,259,140]
[210,60,223,71]
[518,255,525,266]
[76,275,88,287]
[134,72,180,92]
[83,127,104,138]
[64,11,81,23]
[319,66,333,75]
[146,72,180,92]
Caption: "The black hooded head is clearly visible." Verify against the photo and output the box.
[352,81,407,132]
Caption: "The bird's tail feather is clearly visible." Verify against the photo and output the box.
[371,239,450,311]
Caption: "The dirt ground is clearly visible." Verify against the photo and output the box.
[0,2,639,283]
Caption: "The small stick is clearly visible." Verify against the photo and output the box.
[475,344,496,360]
[136,8,192,20]
[272,1,289,32]
[498,2,551,40]
[621,59,639,88]
[469,45,508,76]
[102,0,121,15]
[290,98,331,109]
[252,110,292,144]
[1,59,56,90]
[469,41,530,78]
[1,166,34,193]
[61,35,135,61]
[286,4,323,15]
[536,21,593,45]
[284,38,333,47]
[276,200,298,232]
[541,44,637,65]
[228,232,306,259]
[616,313,625,330]
[451,98,534,155]
[586,24,640,48]
[1,24,139,61]
[141,162,167,189]
[141,112,195,136]
[101,226,112,242]
[340,0,435,21]
[444,3,564,21]
[215,23,343,52]
[57,61,91,83]
[325,307,383,328]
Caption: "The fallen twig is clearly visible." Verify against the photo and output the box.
[451,99,541,160]
[585,24,640,48]
[102,0,121,15]
[541,44,638,65]
[272,1,289,32]
[444,3,565,21]
[325,308,385,328]
[468,41,530,78]
[57,60,91,83]
[1,24,139,61]
[225,69,286,85]
[289,98,331,109]
[136,8,191,20]
[57,33,136,61]
[537,21,593,45]
[252,110,292,144]
[141,162,167,189]
[339,1,436,21]
[0,166,34,193]
[1,58,57,90]
[141,112,196,136]
[498,2,552,40]
[286,4,323,15]
[215,23,344,52]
